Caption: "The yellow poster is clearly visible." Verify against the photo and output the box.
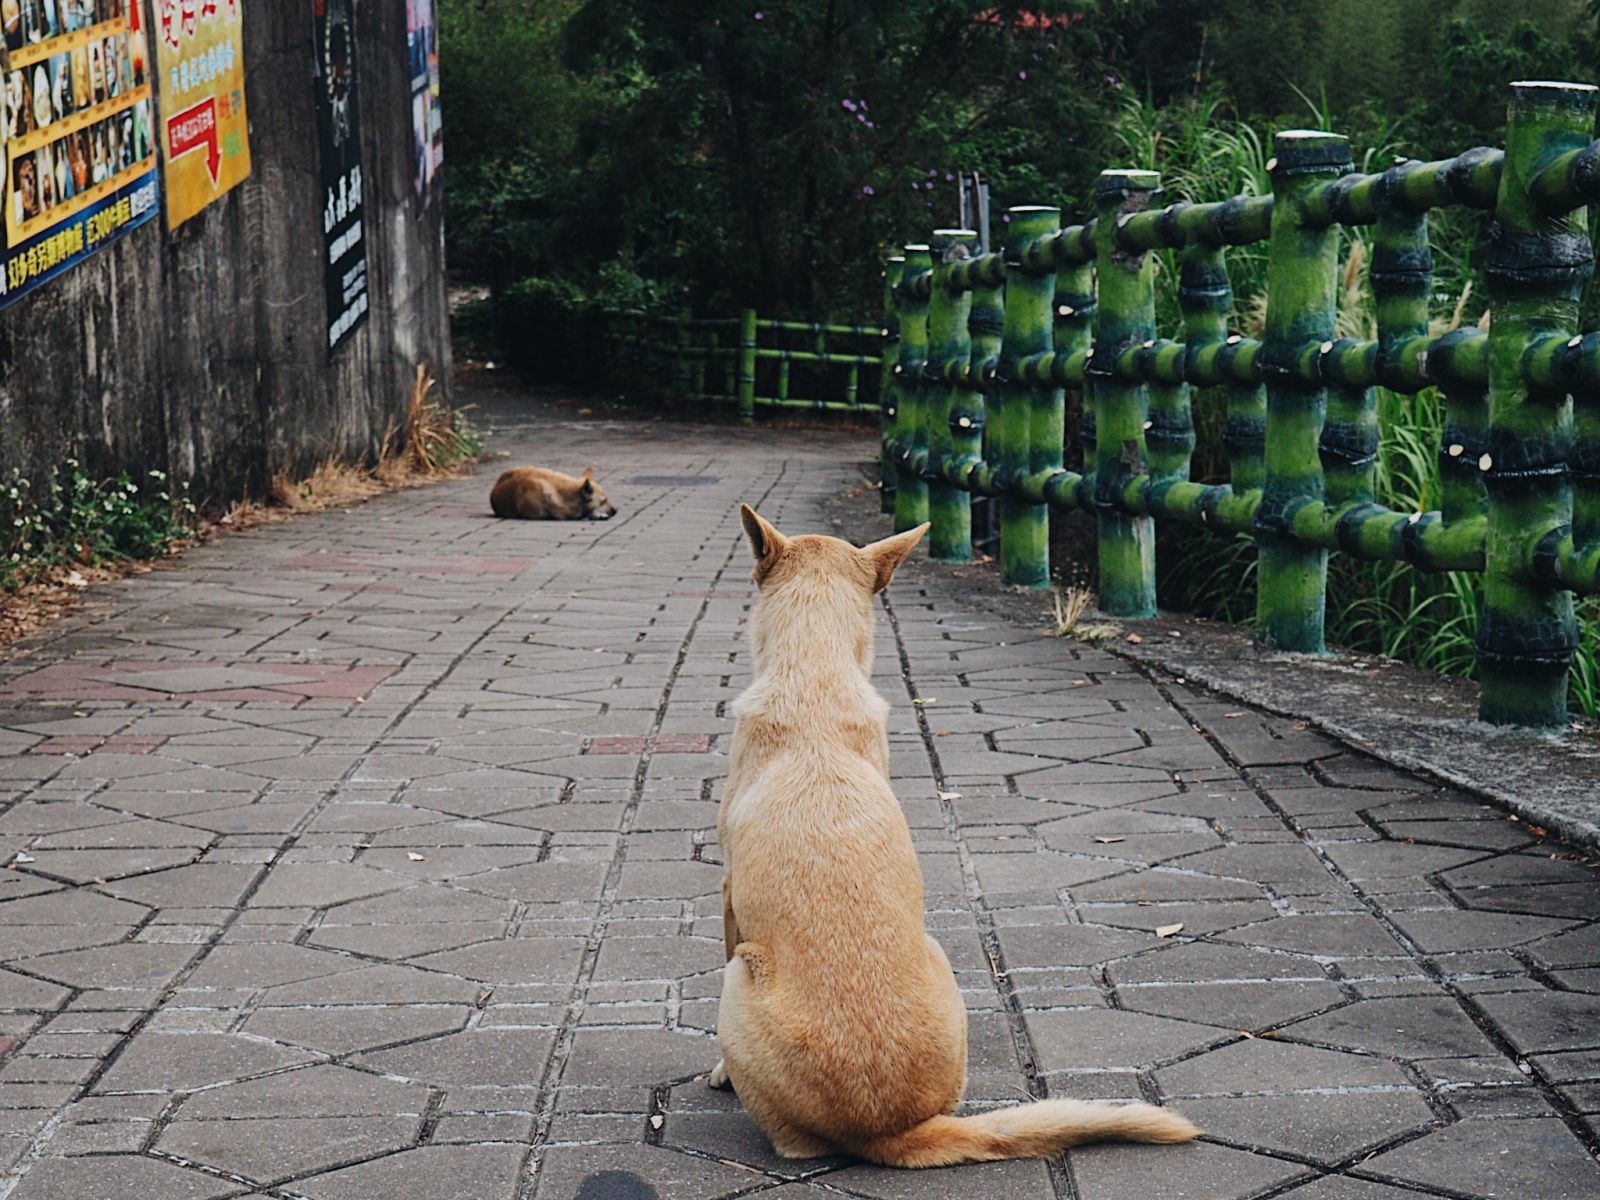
[152,0,247,229]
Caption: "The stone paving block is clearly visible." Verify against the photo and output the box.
[158,1114,424,1183]
[6,1155,237,1200]
[1157,1037,1411,1096]
[1116,979,1348,1032]
[1070,1139,1310,1200]
[412,937,588,985]
[241,1005,473,1055]
[1356,1116,1600,1198]
[298,1144,526,1200]
[1472,989,1600,1055]
[95,1031,315,1092]
[828,1159,1056,1199]
[1023,1008,1226,1071]
[20,943,197,990]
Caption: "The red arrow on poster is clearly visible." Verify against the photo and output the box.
[167,97,222,185]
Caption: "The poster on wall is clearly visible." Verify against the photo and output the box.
[0,0,159,312]
[313,0,365,355]
[406,0,440,205]
[153,0,250,230]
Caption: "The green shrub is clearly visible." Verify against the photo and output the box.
[1,462,198,592]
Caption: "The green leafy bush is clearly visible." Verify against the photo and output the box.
[1,463,198,592]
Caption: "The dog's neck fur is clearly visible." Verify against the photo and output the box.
[736,573,886,734]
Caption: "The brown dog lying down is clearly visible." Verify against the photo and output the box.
[489,467,616,520]
[711,505,1199,1167]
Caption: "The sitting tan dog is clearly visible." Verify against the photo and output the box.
[489,467,616,520]
[710,505,1198,1167]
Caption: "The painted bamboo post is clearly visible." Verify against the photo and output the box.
[1053,246,1096,498]
[1180,241,1265,515]
[893,245,933,534]
[1091,171,1162,617]
[1476,82,1595,726]
[880,256,905,514]
[737,308,758,421]
[1254,132,1352,651]
[926,229,979,561]
[995,206,1060,587]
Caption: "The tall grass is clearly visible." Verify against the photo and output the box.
[1117,95,1598,719]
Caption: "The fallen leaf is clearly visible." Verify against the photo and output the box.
[1155,923,1185,938]
[936,731,950,737]
[938,791,962,801]
[1093,836,1126,844]
[476,987,494,1008]
[64,571,87,588]
[1126,633,1143,645]
[1224,711,1246,718]
[649,1114,664,1130]
[407,852,426,862]
[1167,630,1182,638]
[1528,825,1548,837]
[913,698,937,706]
[1236,1030,1255,1039]
[13,852,35,864]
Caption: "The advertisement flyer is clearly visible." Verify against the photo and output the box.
[406,0,439,205]
[1,0,159,312]
[153,0,250,230]
[313,0,366,356]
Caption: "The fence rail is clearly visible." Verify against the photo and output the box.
[604,311,883,417]
[881,80,1600,729]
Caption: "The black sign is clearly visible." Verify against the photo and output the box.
[314,0,367,356]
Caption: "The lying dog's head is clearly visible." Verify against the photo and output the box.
[580,468,617,520]
[738,504,928,669]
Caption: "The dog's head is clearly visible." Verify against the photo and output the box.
[579,468,616,520]
[738,504,928,668]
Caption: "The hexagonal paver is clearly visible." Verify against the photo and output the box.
[298,1145,525,1200]
[1024,1009,1227,1072]
[1157,1038,1410,1097]
[95,1033,316,1093]
[1070,1139,1310,1200]
[157,1115,423,1183]
[1180,1090,1438,1163]
[7,1155,236,1200]
[1357,1117,1600,1199]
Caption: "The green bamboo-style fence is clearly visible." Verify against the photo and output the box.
[604,311,882,418]
[881,80,1600,729]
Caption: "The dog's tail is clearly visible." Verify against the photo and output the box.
[853,1099,1198,1168]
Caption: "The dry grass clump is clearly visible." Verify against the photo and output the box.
[221,363,483,531]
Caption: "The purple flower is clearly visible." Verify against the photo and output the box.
[754,10,763,18]
[928,168,938,177]
[1002,213,1011,222]
[859,100,868,111]
[1018,69,1027,80]
[945,173,954,182]
[861,185,875,196]
[841,98,858,112]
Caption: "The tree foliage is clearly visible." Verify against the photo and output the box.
[440,0,1597,319]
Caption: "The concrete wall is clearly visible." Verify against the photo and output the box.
[0,2,451,507]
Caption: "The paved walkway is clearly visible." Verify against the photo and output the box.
[1,393,1599,1200]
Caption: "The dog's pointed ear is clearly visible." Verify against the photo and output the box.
[861,523,929,593]
[582,467,594,481]
[580,468,595,496]
[739,504,788,580]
